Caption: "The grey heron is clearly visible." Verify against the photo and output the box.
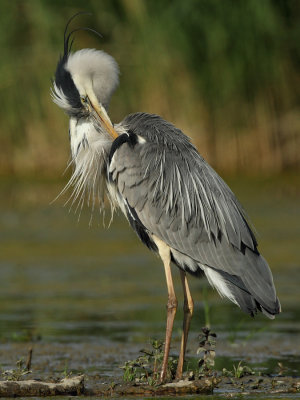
[51,15,281,382]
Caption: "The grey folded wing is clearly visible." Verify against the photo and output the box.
[108,113,280,317]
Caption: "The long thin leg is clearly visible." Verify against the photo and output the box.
[160,254,178,382]
[152,236,178,383]
[176,270,194,380]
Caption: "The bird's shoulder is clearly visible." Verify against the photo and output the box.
[119,112,196,150]
[109,112,258,256]
[112,112,205,178]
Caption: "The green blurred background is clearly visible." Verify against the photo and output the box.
[0,0,299,177]
[0,0,299,379]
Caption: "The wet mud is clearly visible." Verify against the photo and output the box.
[0,341,299,398]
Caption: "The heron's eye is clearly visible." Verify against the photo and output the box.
[81,96,88,105]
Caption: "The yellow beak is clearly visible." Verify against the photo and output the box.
[89,96,119,140]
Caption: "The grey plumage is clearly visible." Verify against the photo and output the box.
[109,112,280,318]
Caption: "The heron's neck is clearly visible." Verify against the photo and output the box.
[69,118,112,160]
[65,117,113,212]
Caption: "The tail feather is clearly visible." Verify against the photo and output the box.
[204,266,280,318]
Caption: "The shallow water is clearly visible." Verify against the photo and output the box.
[0,175,299,395]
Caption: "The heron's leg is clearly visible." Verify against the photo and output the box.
[176,270,194,380]
[153,236,178,383]
[160,253,178,382]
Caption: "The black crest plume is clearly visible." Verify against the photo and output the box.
[62,12,103,62]
[54,12,92,110]
[63,12,91,61]
[54,12,104,112]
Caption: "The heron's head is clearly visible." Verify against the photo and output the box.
[52,14,119,139]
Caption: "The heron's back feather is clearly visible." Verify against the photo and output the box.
[109,112,280,317]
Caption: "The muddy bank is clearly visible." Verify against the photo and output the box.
[0,343,299,397]
[0,374,299,397]
[85,375,300,397]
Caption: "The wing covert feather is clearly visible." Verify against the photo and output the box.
[109,113,278,312]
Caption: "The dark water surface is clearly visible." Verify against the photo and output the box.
[0,175,299,398]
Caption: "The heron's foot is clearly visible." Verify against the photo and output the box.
[159,374,165,384]
[159,348,171,384]
[175,369,183,380]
